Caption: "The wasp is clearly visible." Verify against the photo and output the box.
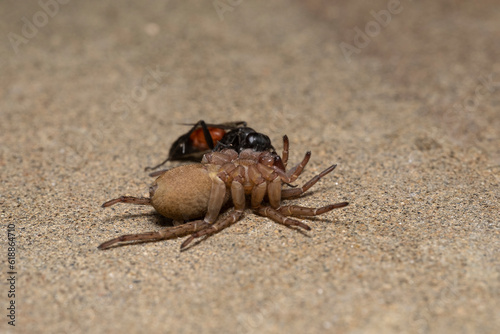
[146,120,277,176]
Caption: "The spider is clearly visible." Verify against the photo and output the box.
[98,135,348,250]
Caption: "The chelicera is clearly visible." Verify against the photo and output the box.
[99,135,348,250]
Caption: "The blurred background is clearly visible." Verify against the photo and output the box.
[1,1,499,333]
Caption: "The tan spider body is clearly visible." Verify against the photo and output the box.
[98,136,348,250]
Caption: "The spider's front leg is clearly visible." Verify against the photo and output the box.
[257,162,349,230]
[254,173,313,230]
[281,135,289,169]
[248,163,308,229]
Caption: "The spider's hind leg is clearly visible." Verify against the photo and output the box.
[277,202,348,217]
[181,177,247,250]
[98,220,210,249]
[180,209,243,250]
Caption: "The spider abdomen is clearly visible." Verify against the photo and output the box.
[150,164,217,221]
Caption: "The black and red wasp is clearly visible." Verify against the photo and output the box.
[145,120,279,176]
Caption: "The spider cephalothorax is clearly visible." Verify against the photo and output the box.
[98,136,348,250]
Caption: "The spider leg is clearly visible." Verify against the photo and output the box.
[277,202,348,217]
[98,220,210,249]
[275,151,311,184]
[267,176,282,209]
[180,209,243,249]
[203,175,227,224]
[248,165,268,209]
[254,206,311,230]
[281,164,338,199]
[181,177,246,250]
[281,135,289,168]
[102,196,151,207]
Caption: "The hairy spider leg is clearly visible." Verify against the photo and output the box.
[254,202,348,231]
[99,174,226,249]
[102,196,151,207]
[97,220,211,249]
[281,135,289,168]
[180,167,247,249]
[100,195,213,249]
[277,202,349,217]
[254,206,311,230]
[180,209,243,250]
[203,174,227,224]
[272,151,311,184]
[255,161,349,230]
[281,164,338,199]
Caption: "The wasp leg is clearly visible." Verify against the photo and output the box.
[145,120,209,171]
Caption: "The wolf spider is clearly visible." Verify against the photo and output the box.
[98,136,348,250]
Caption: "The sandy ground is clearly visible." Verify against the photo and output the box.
[1,1,499,333]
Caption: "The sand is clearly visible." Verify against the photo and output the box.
[1,1,499,333]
